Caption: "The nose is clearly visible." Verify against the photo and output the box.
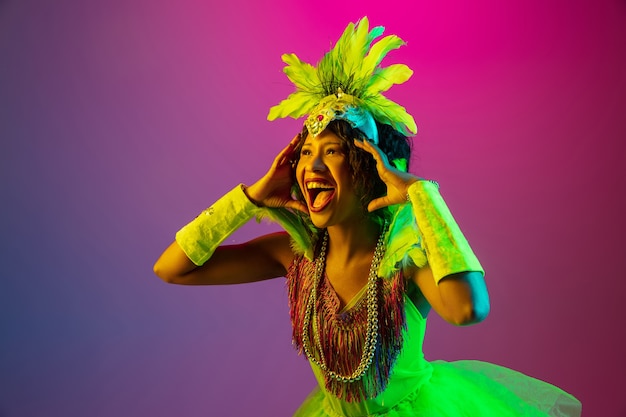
[306,152,327,172]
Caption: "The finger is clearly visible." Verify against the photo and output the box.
[285,199,309,214]
[276,134,301,166]
[283,134,301,163]
[367,141,391,166]
[354,139,389,166]
[367,196,391,212]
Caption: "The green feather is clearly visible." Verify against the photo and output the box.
[367,25,385,46]
[379,204,427,278]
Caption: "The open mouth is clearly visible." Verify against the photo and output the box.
[305,180,336,212]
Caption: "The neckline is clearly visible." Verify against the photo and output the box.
[322,273,369,315]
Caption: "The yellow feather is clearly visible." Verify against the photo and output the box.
[282,53,320,92]
[366,95,417,134]
[342,17,370,79]
[267,91,319,120]
[359,35,405,81]
[366,64,413,95]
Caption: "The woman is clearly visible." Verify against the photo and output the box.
[154,18,581,416]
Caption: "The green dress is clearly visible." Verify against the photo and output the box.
[287,255,581,417]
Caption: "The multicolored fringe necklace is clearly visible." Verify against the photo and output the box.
[288,223,407,402]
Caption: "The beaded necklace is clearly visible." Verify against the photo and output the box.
[301,223,387,383]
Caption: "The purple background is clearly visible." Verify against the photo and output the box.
[1,0,625,416]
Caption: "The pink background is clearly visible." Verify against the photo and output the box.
[1,0,625,415]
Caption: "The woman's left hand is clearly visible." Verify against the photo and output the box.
[354,139,419,212]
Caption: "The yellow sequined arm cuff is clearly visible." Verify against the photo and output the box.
[175,184,259,266]
[407,181,484,284]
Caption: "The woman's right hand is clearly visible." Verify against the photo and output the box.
[244,135,309,214]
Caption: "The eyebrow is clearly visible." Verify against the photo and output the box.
[301,141,342,148]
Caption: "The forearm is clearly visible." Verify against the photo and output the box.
[153,184,260,282]
[175,184,260,266]
[407,180,484,283]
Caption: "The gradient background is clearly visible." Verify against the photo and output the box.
[1,0,625,416]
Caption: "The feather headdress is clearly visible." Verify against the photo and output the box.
[267,17,417,143]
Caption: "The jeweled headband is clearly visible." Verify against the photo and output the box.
[267,17,417,144]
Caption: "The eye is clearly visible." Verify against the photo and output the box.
[300,149,312,156]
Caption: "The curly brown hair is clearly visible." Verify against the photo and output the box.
[291,119,412,220]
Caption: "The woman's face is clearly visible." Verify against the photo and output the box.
[295,130,363,228]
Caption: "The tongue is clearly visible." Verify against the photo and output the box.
[312,190,333,209]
